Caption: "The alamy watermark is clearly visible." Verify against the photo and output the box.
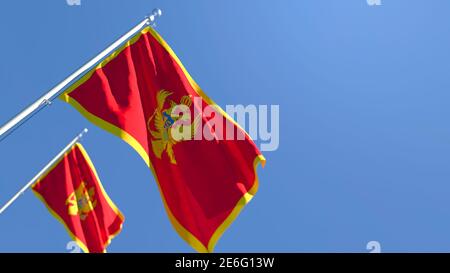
[66,0,81,6]
[367,0,381,6]
[148,94,279,153]
[66,241,82,253]
[366,241,381,253]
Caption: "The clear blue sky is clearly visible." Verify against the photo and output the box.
[2,0,450,252]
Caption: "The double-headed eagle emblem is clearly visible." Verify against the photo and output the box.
[147,90,201,165]
[65,182,97,221]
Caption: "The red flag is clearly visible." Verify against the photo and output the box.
[60,27,265,252]
[32,143,124,253]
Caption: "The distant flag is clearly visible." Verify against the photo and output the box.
[32,143,124,253]
[60,26,265,252]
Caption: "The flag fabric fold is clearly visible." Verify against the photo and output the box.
[32,143,124,253]
[60,26,265,252]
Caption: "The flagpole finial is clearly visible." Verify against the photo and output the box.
[146,8,162,26]
[78,128,88,139]
[152,8,162,17]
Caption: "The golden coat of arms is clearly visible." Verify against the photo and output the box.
[65,181,97,221]
[147,90,201,165]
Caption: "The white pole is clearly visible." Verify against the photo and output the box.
[0,9,162,141]
[0,128,88,215]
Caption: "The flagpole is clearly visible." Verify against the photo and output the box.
[0,8,162,142]
[0,128,89,215]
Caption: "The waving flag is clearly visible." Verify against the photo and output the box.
[60,26,265,252]
[32,143,124,253]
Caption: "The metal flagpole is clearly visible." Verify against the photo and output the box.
[0,128,89,215]
[0,8,162,142]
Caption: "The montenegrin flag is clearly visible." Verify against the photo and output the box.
[32,143,124,253]
[60,26,265,252]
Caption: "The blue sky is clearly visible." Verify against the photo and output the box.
[2,0,450,252]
